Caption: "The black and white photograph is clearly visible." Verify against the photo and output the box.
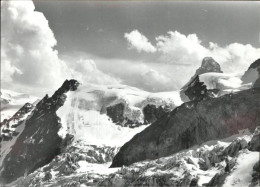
[0,0,260,186]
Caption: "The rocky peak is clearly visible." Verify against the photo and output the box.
[181,57,222,101]
[197,57,222,75]
[248,58,260,70]
[0,79,79,184]
[242,59,260,88]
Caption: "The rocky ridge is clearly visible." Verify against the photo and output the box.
[0,79,79,184]
[111,87,260,167]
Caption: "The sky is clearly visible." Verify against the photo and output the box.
[1,0,260,96]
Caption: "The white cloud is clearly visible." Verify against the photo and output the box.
[124,30,157,53]
[1,0,70,91]
[141,69,171,91]
[209,42,260,73]
[155,31,208,66]
[1,0,120,96]
[65,58,121,85]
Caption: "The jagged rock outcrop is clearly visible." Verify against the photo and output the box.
[181,57,222,101]
[0,79,79,184]
[250,161,260,187]
[195,57,222,75]
[106,103,170,127]
[111,88,260,167]
[242,58,260,87]
[248,126,260,151]
[0,103,34,142]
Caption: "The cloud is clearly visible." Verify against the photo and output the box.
[1,0,70,91]
[125,30,259,74]
[155,31,208,66]
[124,30,157,53]
[1,0,120,96]
[64,58,121,85]
[208,42,260,73]
[141,69,171,91]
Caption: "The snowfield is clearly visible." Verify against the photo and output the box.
[57,83,183,145]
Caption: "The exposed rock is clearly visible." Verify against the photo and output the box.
[111,88,260,167]
[222,138,248,157]
[250,161,260,187]
[181,57,222,101]
[106,103,170,127]
[242,59,260,87]
[0,103,34,143]
[206,172,228,187]
[247,58,260,70]
[249,126,260,151]
[196,57,223,75]
[143,104,171,124]
[0,79,79,184]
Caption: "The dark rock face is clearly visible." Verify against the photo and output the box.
[0,79,79,184]
[183,76,219,101]
[106,103,170,127]
[195,57,222,75]
[249,126,260,151]
[0,103,34,142]
[143,104,171,124]
[106,103,125,125]
[222,138,248,157]
[206,172,228,187]
[248,58,260,70]
[181,57,222,101]
[250,161,260,187]
[111,88,260,167]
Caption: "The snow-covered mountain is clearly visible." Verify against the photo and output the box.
[181,58,260,101]
[57,83,183,145]
[0,89,38,122]
[0,58,259,187]
[0,80,184,185]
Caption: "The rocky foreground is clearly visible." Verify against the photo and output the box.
[7,126,260,187]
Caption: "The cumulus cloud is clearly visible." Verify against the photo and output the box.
[125,30,259,75]
[156,31,259,73]
[65,58,121,85]
[156,31,208,66]
[1,0,70,91]
[124,30,157,53]
[1,0,120,95]
[208,42,260,73]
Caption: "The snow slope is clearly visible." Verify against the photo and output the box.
[57,83,183,146]
[0,89,38,122]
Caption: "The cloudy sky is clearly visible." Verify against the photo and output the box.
[1,0,260,96]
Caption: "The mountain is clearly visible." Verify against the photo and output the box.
[181,58,259,101]
[0,89,38,122]
[0,80,183,185]
[8,126,260,186]
[0,79,80,184]
[242,58,260,88]
[1,58,259,186]
[110,87,260,168]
